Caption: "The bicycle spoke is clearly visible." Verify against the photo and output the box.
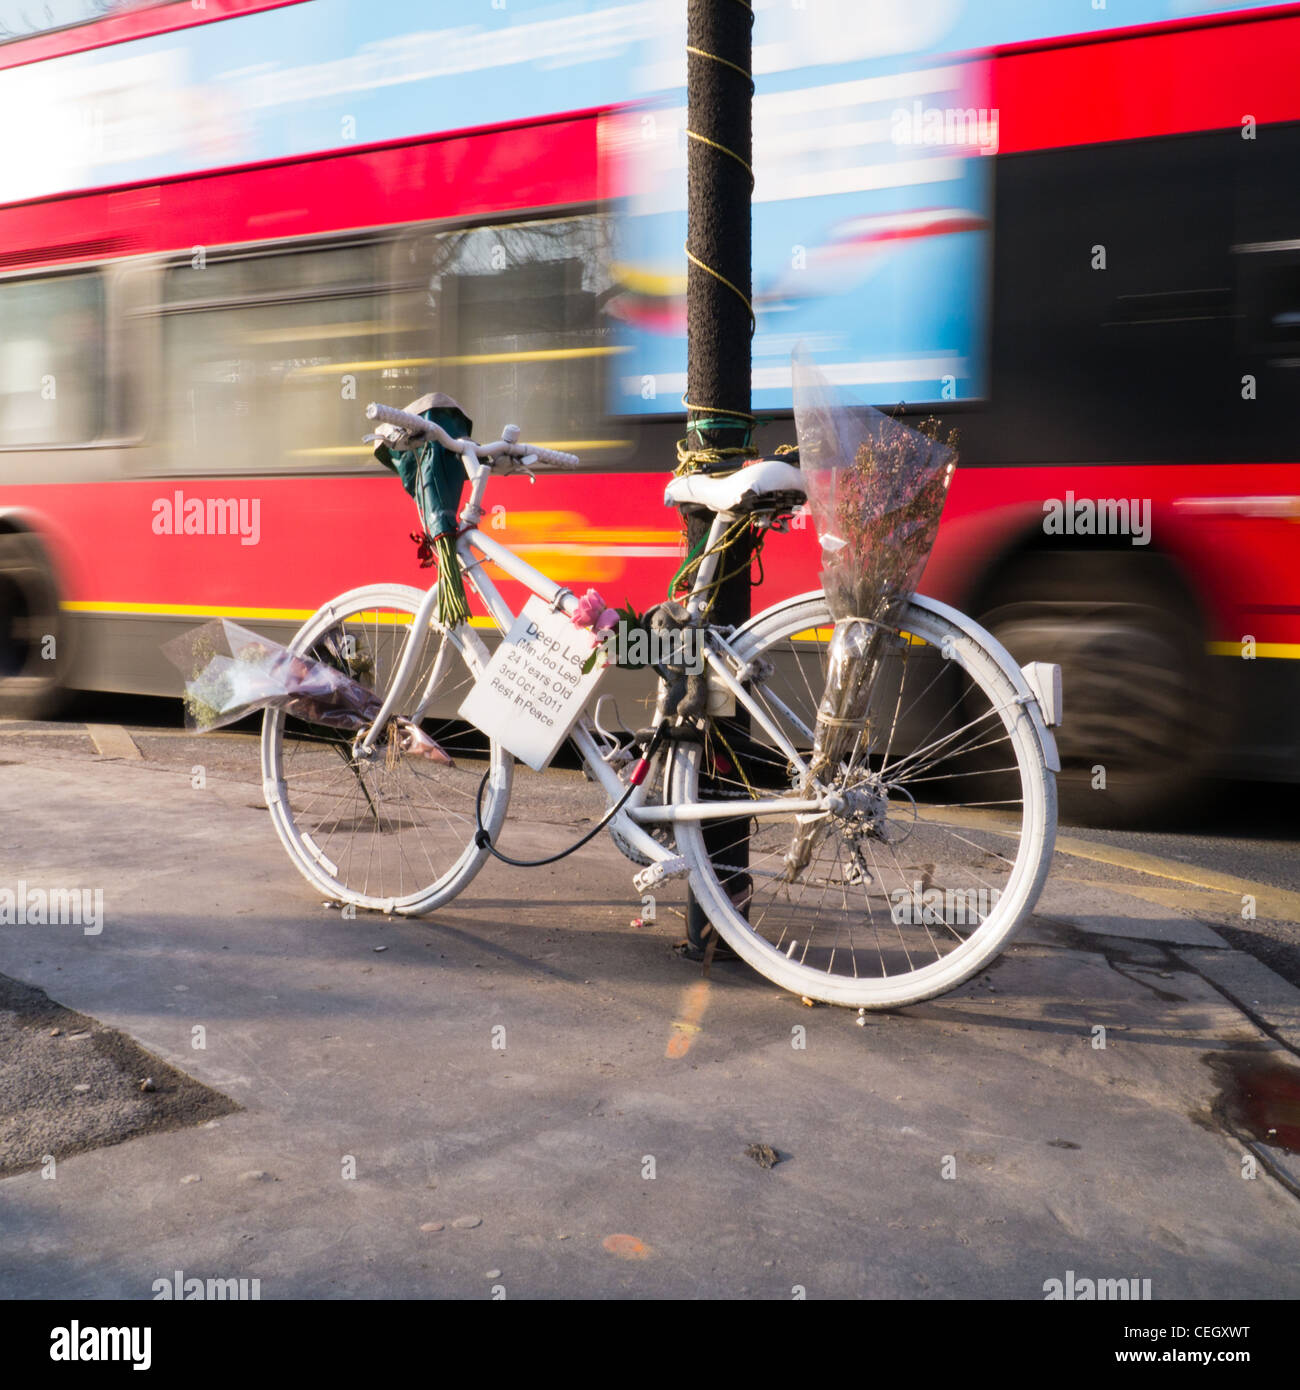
[676,597,1051,1006]
[265,593,509,912]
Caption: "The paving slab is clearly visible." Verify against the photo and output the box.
[1177,948,1300,1054]
[1030,876,1230,949]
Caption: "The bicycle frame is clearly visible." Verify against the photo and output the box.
[354,505,825,872]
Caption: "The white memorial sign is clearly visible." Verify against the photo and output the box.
[458,596,608,771]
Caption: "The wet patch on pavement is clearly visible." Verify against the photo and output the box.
[1204,1046,1300,1198]
[1206,1048,1300,1154]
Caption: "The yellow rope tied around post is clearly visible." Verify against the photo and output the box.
[674,400,758,476]
[685,45,754,88]
[684,244,755,333]
[672,513,758,619]
[685,129,755,180]
[680,7,757,479]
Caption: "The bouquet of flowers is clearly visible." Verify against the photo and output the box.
[162,618,452,763]
[782,349,957,881]
[369,392,474,629]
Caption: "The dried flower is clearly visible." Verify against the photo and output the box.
[782,355,957,880]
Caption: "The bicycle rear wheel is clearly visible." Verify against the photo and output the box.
[671,592,1055,1007]
[261,584,511,914]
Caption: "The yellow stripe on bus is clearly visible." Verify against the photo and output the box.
[61,600,501,630]
[610,261,688,297]
[790,632,1300,658]
[62,601,318,621]
[1207,641,1300,659]
[244,321,390,343]
[288,440,631,457]
[790,628,927,645]
[291,345,631,375]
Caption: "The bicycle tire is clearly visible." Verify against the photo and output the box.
[261,584,512,914]
[670,591,1056,1007]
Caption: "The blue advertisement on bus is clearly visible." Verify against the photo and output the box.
[0,0,1281,414]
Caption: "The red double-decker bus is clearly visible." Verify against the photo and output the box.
[0,0,1296,826]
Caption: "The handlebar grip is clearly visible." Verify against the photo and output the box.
[522,444,580,468]
[365,402,432,437]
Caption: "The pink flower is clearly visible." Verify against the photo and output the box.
[572,588,618,632]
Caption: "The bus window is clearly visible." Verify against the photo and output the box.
[389,215,617,451]
[159,242,391,474]
[1237,247,1300,359]
[0,272,103,447]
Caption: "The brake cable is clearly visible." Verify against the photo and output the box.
[472,722,669,868]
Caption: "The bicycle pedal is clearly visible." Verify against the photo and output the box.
[633,857,690,894]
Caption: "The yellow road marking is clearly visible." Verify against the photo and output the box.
[1058,876,1226,910]
[1051,833,1300,924]
[914,805,1300,923]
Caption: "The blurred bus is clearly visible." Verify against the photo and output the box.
[0,0,1296,825]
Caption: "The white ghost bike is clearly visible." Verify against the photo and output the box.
[261,403,1060,1009]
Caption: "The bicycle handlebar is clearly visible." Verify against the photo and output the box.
[516,441,583,469]
[364,402,580,470]
[365,402,441,438]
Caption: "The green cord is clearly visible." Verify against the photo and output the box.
[668,535,709,600]
[671,516,764,619]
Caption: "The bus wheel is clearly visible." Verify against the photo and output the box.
[0,531,71,720]
[974,551,1218,828]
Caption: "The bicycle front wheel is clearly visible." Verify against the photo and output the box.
[671,592,1056,1008]
[261,584,512,914]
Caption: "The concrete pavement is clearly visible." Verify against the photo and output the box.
[1,724,1299,1299]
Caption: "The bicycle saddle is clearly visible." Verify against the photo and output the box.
[663,458,806,513]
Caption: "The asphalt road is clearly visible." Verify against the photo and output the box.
[1053,780,1300,989]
